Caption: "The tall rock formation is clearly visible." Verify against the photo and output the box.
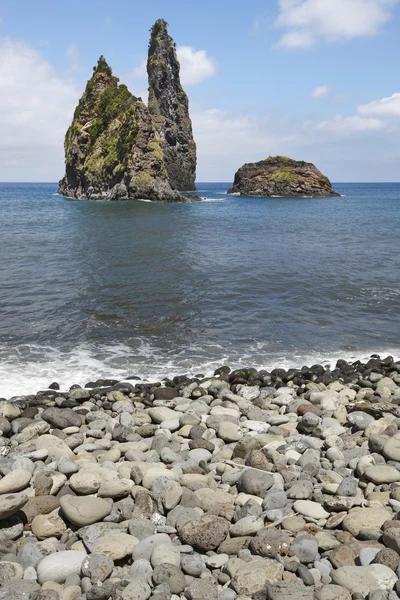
[58,56,181,202]
[147,19,197,191]
[228,156,339,198]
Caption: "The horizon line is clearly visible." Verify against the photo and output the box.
[2,181,400,185]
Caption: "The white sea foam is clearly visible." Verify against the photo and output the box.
[0,341,398,399]
[135,198,153,203]
[199,197,225,202]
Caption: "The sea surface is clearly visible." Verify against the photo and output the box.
[0,182,399,397]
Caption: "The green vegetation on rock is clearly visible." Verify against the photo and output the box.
[269,167,298,183]
[59,19,197,201]
[58,51,181,202]
[228,155,339,198]
[266,155,295,163]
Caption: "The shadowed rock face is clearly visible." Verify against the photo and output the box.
[228,156,339,198]
[147,19,197,191]
[58,57,182,202]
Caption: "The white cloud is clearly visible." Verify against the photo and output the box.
[311,85,329,98]
[315,114,385,134]
[130,46,216,86]
[276,30,314,48]
[131,59,146,79]
[0,38,79,180]
[65,43,80,73]
[192,109,301,180]
[358,92,400,117]
[275,0,398,48]
[177,46,216,85]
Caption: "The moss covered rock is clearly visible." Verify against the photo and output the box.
[58,55,182,202]
[228,156,339,198]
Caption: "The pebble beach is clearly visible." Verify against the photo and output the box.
[1,355,400,600]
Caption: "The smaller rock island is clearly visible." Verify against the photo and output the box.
[228,156,339,198]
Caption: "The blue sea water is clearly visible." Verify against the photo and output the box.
[0,182,399,396]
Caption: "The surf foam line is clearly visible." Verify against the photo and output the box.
[0,341,399,398]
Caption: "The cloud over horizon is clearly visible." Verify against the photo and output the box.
[358,92,400,117]
[0,38,79,180]
[274,0,398,49]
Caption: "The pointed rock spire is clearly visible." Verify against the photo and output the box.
[147,19,197,191]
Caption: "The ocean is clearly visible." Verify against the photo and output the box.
[0,182,399,397]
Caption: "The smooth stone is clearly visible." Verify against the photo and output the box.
[151,543,180,568]
[237,469,273,497]
[206,553,229,569]
[0,469,31,494]
[291,534,318,564]
[383,434,400,462]
[230,516,264,536]
[342,506,391,537]
[93,532,139,560]
[359,547,380,566]
[42,407,82,429]
[148,407,178,423]
[142,467,177,490]
[218,422,242,442]
[57,458,79,476]
[0,492,28,520]
[31,509,67,539]
[336,478,358,497]
[69,470,104,495]
[132,534,172,562]
[332,565,397,595]
[36,435,74,460]
[60,495,112,526]
[293,500,330,520]
[181,553,203,577]
[37,551,87,584]
[364,465,400,485]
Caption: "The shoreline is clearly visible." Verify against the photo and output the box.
[1,351,400,597]
[4,353,400,402]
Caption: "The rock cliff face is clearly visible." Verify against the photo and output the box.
[228,156,339,198]
[147,19,197,191]
[58,56,181,202]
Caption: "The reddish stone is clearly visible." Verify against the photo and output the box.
[297,404,322,417]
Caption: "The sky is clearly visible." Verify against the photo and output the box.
[1,0,400,182]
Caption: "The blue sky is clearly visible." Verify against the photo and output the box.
[1,0,400,181]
